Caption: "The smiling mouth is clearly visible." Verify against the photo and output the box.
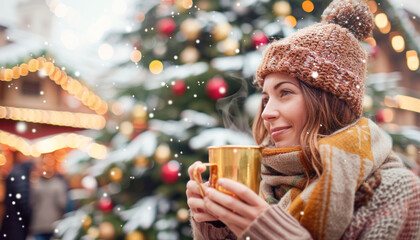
[271,127,291,137]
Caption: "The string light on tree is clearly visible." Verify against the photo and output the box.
[149,60,163,74]
[302,0,314,13]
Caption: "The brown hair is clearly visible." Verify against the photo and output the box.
[252,79,357,177]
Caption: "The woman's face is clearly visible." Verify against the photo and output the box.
[261,73,308,148]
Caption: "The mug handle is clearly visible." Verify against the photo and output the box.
[193,163,217,198]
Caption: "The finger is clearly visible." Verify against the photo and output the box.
[204,196,251,228]
[187,197,206,211]
[188,161,206,182]
[186,180,211,199]
[186,189,202,199]
[192,212,218,222]
[205,187,258,219]
[218,178,261,205]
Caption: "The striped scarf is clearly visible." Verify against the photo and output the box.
[260,118,403,240]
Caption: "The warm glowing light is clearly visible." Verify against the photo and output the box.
[0,106,106,130]
[130,50,142,62]
[98,43,114,60]
[375,13,388,29]
[88,143,108,159]
[19,63,29,76]
[379,21,391,34]
[285,15,297,28]
[367,1,378,13]
[149,60,163,74]
[302,1,314,13]
[394,95,420,113]
[406,50,419,71]
[28,59,39,72]
[391,35,405,52]
[364,37,376,46]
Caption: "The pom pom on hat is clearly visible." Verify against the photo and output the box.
[321,0,374,41]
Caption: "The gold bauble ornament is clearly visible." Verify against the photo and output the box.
[82,215,92,229]
[132,103,148,125]
[177,208,189,222]
[180,46,200,63]
[273,1,292,17]
[197,0,211,11]
[134,155,150,168]
[154,144,171,164]
[109,167,123,182]
[221,38,239,56]
[126,230,145,240]
[180,18,202,41]
[175,0,193,11]
[212,22,232,41]
[98,222,115,240]
[120,121,134,137]
[87,227,100,239]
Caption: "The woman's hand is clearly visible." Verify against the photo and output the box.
[186,161,218,222]
[203,178,269,237]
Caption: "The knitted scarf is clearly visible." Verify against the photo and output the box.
[260,118,404,240]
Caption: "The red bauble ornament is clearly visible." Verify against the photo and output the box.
[157,18,176,36]
[98,197,113,212]
[252,31,269,48]
[161,160,180,184]
[172,79,187,96]
[206,77,228,100]
[375,109,385,124]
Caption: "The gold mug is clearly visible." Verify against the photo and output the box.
[193,145,262,198]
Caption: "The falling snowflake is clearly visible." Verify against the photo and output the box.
[312,72,319,78]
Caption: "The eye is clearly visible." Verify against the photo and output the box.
[262,97,269,108]
[279,89,293,97]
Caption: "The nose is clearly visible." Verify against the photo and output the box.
[261,100,279,121]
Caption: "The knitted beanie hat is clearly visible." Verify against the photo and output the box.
[255,0,374,117]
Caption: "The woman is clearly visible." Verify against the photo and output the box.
[186,0,420,239]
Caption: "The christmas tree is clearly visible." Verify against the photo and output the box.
[53,0,420,239]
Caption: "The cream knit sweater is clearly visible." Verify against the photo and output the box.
[191,167,420,240]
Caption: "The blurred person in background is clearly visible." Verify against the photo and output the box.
[0,151,34,240]
[29,155,68,240]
